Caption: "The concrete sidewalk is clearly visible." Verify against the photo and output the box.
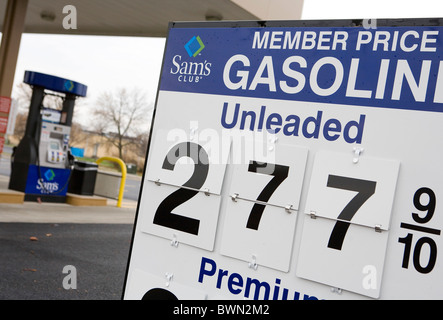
[0,175,137,224]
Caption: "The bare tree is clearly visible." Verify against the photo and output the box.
[91,87,151,160]
[14,82,33,112]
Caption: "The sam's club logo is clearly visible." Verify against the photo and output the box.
[64,80,74,92]
[170,35,212,83]
[185,36,205,57]
[44,169,56,181]
[36,169,59,194]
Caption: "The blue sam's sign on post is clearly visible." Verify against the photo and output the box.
[25,165,71,196]
[161,25,443,113]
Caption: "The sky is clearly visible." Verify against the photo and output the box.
[5,0,443,127]
[11,35,166,127]
[302,0,443,19]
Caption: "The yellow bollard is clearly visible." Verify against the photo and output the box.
[96,156,127,208]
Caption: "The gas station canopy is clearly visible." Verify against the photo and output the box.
[0,0,303,105]
[0,0,279,37]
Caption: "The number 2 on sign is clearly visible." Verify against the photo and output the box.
[153,142,209,235]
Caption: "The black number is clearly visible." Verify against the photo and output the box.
[398,233,413,269]
[414,237,438,273]
[246,161,289,230]
[412,187,436,224]
[326,175,377,250]
[142,288,178,300]
[398,187,439,274]
[399,233,437,274]
[153,142,209,235]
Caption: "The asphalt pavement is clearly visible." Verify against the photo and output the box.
[0,223,133,300]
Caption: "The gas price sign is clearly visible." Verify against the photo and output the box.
[124,19,443,300]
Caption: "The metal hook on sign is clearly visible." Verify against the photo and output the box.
[268,135,278,151]
[190,122,198,141]
[165,272,174,287]
[285,204,293,213]
[248,255,258,270]
[171,234,179,247]
[155,179,161,186]
[352,147,364,164]
[231,193,239,202]
[268,135,278,144]
[331,287,342,294]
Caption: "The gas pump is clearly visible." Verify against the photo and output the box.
[9,71,87,202]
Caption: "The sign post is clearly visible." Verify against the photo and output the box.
[124,18,443,300]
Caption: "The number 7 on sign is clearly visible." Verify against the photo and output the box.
[246,161,289,230]
[326,175,376,250]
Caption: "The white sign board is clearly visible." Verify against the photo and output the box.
[124,19,443,300]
